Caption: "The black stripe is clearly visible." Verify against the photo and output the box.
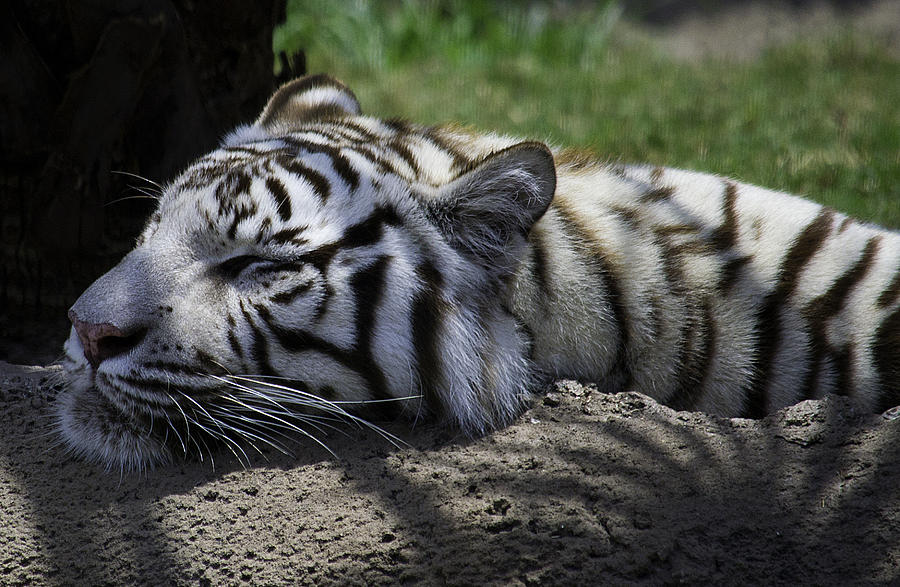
[224,145,264,156]
[271,281,313,305]
[611,206,641,229]
[640,185,674,203]
[240,301,277,376]
[225,202,259,240]
[342,206,401,248]
[349,145,396,175]
[265,177,292,222]
[412,259,446,417]
[252,301,394,405]
[837,216,854,233]
[421,127,469,172]
[273,207,399,279]
[232,170,253,196]
[269,225,310,246]
[180,163,230,192]
[383,118,413,134]
[227,328,244,361]
[280,139,360,190]
[710,182,739,252]
[654,224,701,236]
[349,256,392,401]
[255,217,272,244]
[388,139,419,172]
[832,343,854,397]
[215,177,257,224]
[338,120,380,142]
[224,315,237,365]
[878,267,900,309]
[800,237,881,399]
[213,170,253,204]
[528,227,553,302]
[874,305,900,412]
[718,255,752,294]
[743,209,835,417]
[226,215,241,241]
[554,202,631,390]
[278,156,331,202]
[654,234,689,296]
[667,298,716,411]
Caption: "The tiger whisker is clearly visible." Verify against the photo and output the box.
[213,398,346,443]
[111,169,164,191]
[212,385,337,458]
[178,396,258,465]
[215,385,340,454]
[200,391,304,456]
[204,406,287,454]
[217,380,371,438]
[204,405,301,459]
[162,392,189,456]
[104,193,160,207]
[224,375,408,448]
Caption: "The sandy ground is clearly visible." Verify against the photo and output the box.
[2,362,899,585]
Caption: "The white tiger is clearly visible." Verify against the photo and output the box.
[57,75,900,472]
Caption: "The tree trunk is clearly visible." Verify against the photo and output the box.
[1,0,290,362]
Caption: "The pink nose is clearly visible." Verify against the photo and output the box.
[68,310,145,368]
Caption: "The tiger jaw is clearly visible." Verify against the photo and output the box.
[57,367,174,473]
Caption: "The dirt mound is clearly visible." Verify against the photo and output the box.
[2,362,897,585]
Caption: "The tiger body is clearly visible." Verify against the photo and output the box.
[58,75,900,471]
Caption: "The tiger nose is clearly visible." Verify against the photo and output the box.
[68,310,147,368]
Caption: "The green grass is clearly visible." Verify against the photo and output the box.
[275,0,900,228]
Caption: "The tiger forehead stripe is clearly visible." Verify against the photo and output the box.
[269,225,310,246]
[264,177,292,222]
[279,138,360,190]
[275,155,331,202]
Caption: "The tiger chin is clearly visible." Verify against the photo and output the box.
[56,74,900,473]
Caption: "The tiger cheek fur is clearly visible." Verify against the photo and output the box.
[56,74,900,473]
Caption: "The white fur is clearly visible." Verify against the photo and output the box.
[56,76,900,472]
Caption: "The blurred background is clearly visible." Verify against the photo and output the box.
[275,0,899,226]
[3,0,899,362]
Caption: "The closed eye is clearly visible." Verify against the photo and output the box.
[216,254,267,279]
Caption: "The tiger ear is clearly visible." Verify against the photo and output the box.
[428,141,556,277]
[255,74,362,131]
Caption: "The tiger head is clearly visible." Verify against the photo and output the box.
[58,75,557,472]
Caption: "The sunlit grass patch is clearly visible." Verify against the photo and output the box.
[275,1,900,227]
